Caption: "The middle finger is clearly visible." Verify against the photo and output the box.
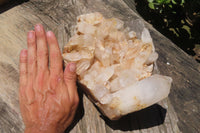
[35,24,48,72]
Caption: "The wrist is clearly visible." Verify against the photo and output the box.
[24,126,61,133]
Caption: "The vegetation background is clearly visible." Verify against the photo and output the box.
[135,0,200,62]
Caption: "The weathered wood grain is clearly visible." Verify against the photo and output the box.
[0,0,199,133]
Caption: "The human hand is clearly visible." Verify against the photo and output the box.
[19,24,79,133]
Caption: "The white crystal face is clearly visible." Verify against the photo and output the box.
[63,12,172,120]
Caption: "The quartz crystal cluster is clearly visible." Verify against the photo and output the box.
[63,12,172,120]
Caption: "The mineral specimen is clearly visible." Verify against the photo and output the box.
[63,12,172,120]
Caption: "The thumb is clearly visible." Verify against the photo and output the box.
[64,62,77,87]
[64,63,77,99]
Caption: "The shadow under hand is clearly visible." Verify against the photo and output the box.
[102,104,166,131]
[65,84,84,133]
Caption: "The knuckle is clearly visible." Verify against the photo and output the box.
[64,74,76,81]
[28,38,35,45]
[38,65,46,71]
[51,51,61,60]
[50,73,63,81]
[28,57,36,65]
[20,56,27,63]
[50,65,59,71]
[37,50,48,58]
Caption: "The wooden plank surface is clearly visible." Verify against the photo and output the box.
[0,0,199,133]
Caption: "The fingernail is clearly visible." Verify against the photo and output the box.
[46,31,53,37]
[69,63,76,72]
[35,24,42,31]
